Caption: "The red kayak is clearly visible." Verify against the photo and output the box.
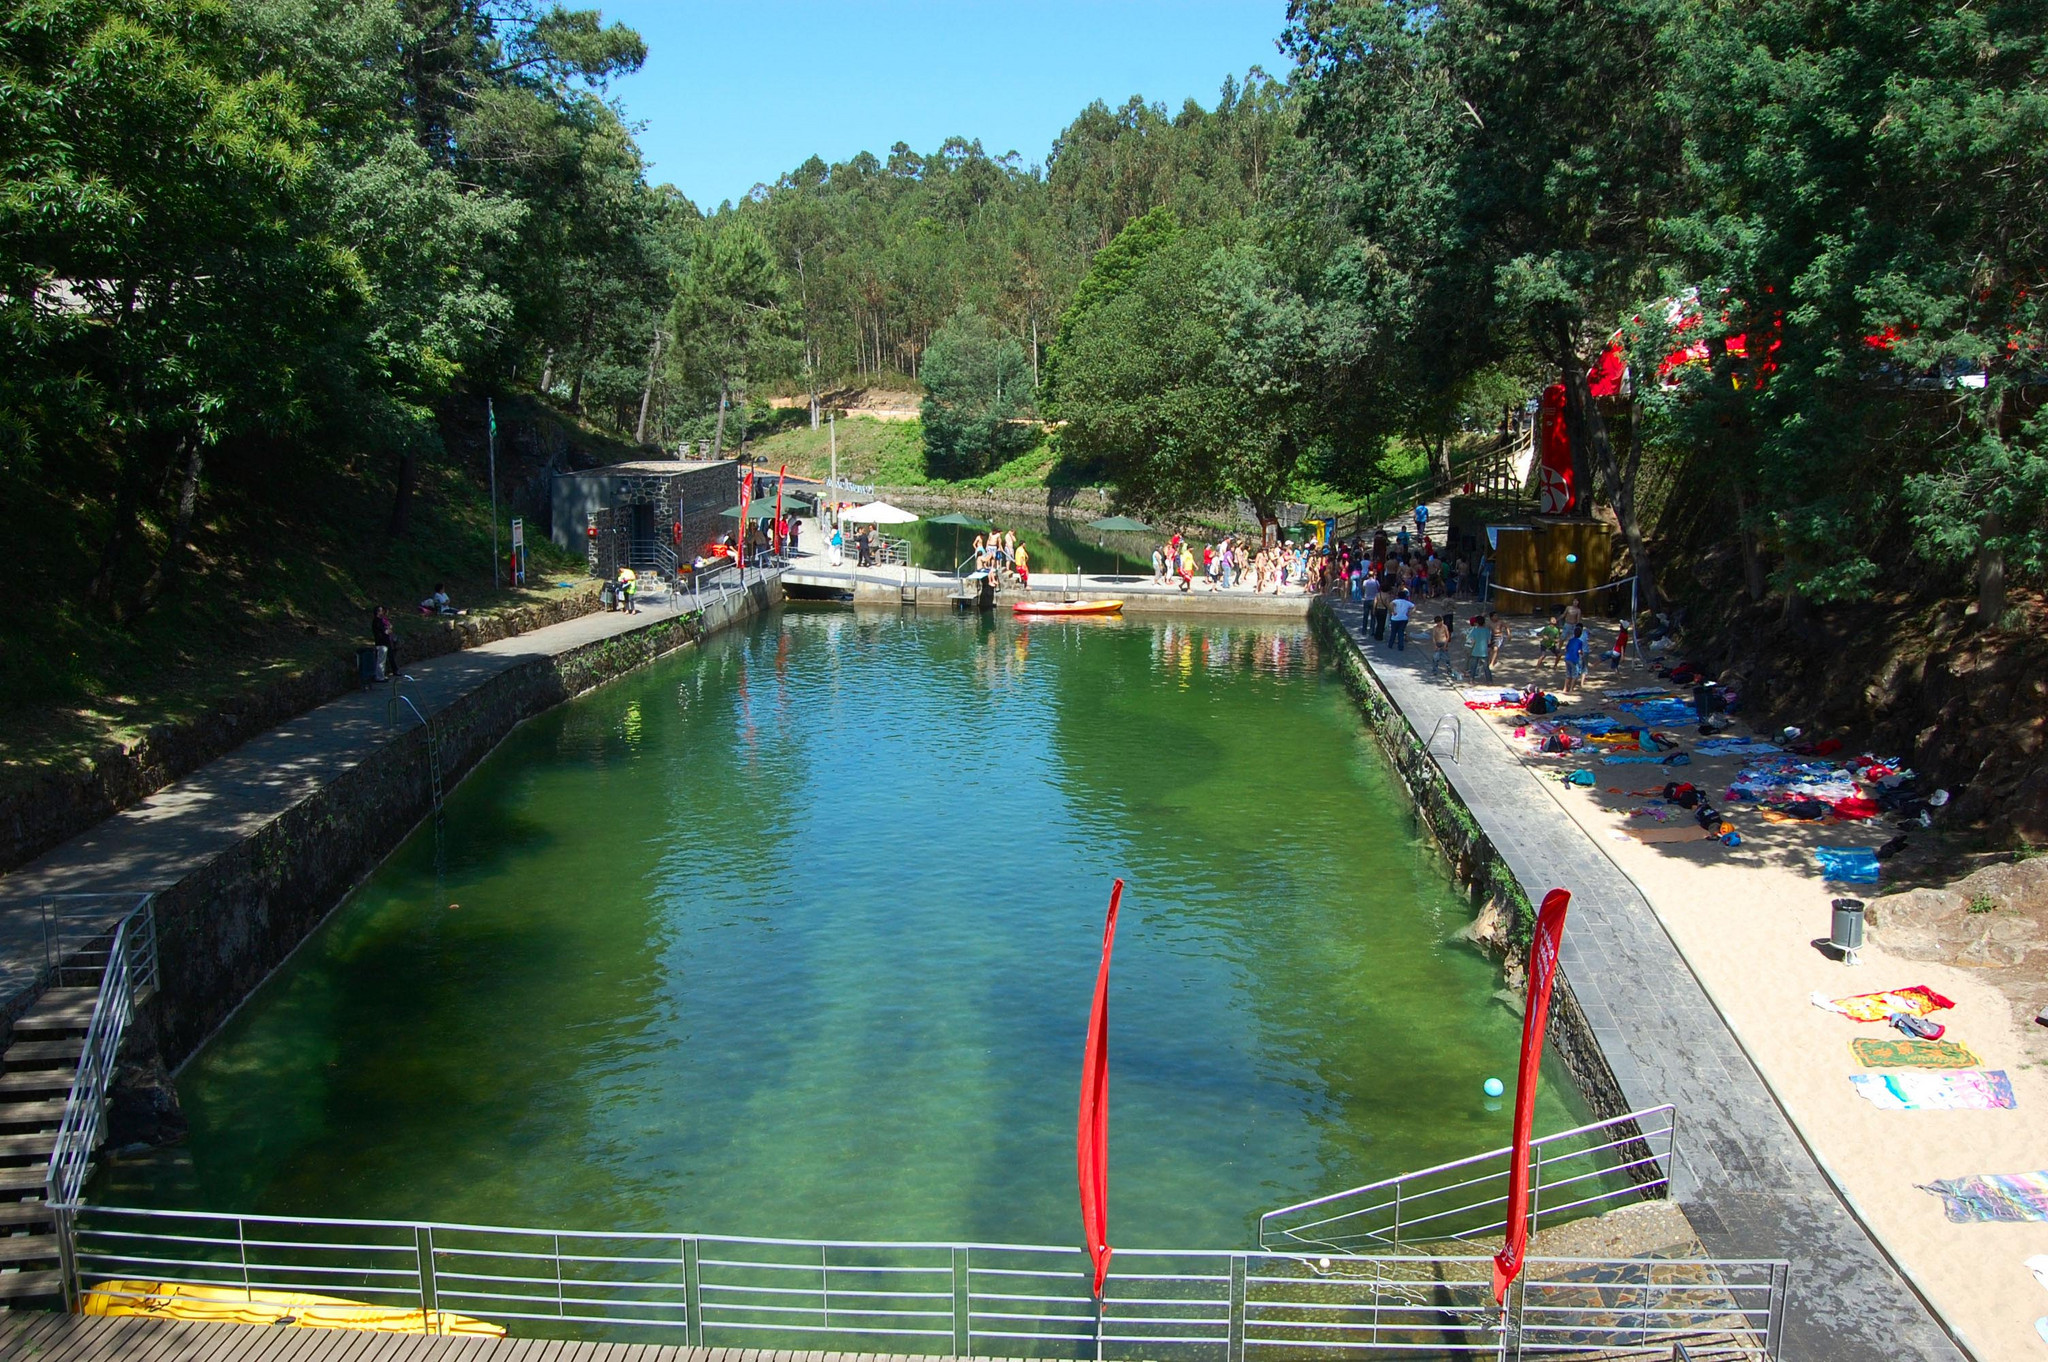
[1013,599,1124,616]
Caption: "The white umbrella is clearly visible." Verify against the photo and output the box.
[839,501,919,524]
[838,502,919,597]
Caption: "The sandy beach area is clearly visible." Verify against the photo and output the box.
[1461,628,2046,1361]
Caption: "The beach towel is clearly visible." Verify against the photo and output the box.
[1625,824,1718,843]
[1617,697,1699,726]
[1608,688,1674,701]
[1696,737,1786,756]
[1812,985,1956,1022]
[1919,1171,2048,1223]
[1814,845,1880,882]
[1851,1071,2015,1111]
[1601,752,1689,766]
[1851,1038,1983,1069]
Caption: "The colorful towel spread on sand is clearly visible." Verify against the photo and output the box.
[1814,845,1881,882]
[1608,687,1674,701]
[1812,985,1956,1022]
[1727,758,1861,804]
[1616,697,1699,726]
[1558,714,1625,734]
[1851,1038,1983,1069]
[1601,753,1689,766]
[1851,1071,2015,1111]
[1919,1171,2048,1223]
[1694,736,1786,756]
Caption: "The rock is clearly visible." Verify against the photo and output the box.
[1457,897,1513,955]
[1950,856,2048,913]
[105,1056,187,1150]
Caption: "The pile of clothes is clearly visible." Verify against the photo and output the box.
[1725,754,1949,826]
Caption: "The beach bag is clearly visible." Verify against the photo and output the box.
[1663,781,1700,808]
[1566,769,1598,786]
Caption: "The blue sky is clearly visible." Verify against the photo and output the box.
[593,2,1291,208]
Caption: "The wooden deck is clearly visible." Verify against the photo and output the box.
[0,1313,983,1362]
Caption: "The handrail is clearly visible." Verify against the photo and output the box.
[61,1203,1788,1359]
[1259,1104,1677,1254]
[46,897,157,1219]
[1426,713,1463,763]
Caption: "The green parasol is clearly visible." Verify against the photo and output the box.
[928,511,994,576]
[1084,514,1155,578]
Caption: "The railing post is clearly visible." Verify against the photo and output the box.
[1504,1277,1525,1362]
[1529,1143,1543,1237]
[54,1205,77,1312]
[415,1225,438,1332]
[952,1246,971,1358]
[683,1236,702,1347]
[1767,1260,1790,1360]
[1228,1253,1246,1362]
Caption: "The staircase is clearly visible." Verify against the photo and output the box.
[0,986,95,1304]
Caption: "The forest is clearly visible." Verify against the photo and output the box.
[2,0,2044,740]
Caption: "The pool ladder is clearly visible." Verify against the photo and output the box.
[391,683,444,815]
[1425,713,1462,763]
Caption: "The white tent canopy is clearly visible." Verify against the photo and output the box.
[839,501,919,525]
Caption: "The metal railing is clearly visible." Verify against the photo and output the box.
[45,898,158,1218]
[0,892,158,994]
[61,1206,1783,1359]
[1259,1106,1676,1255]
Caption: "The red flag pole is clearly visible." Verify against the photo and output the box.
[1078,878,1122,1304]
[1494,888,1572,1310]
[775,462,787,554]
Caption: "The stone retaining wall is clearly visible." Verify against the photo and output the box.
[1,591,603,878]
[144,578,773,1067]
[1308,600,1638,1133]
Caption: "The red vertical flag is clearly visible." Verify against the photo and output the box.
[1077,878,1123,1298]
[774,463,787,552]
[1493,888,1572,1304]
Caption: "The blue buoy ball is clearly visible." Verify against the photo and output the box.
[1565,553,1579,564]
[1484,1077,1505,1098]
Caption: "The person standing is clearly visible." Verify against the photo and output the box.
[1563,626,1587,694]
[1369,573,1390,639]
[1465,614,1493,682]
[371,606,397,683]
[1430,614,1453,679]
[1415,501,1430,540]
[1013,540,1030,587]
[1487,612,1509,675]
[1388,589,1414,651]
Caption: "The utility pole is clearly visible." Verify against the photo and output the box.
[488,397,500,589]
[829,412,837,522]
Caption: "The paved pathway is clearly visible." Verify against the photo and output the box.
[1324,596,1964,1362]
[0,575,769,1001]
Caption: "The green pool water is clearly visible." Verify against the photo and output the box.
[102,609,1597,1248]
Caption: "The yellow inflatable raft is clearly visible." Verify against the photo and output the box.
[81,1279,505,1336]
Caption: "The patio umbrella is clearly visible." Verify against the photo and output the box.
[927,511,992,576]
[1084,515,1155,578]
[839,502,920,590]
[720,502,781,521]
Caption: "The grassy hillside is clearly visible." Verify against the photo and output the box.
[748,417,1074,492]
[0,394,614,792]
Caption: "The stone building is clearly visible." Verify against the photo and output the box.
[550,459,737,578]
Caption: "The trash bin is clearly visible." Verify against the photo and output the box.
[357,646,385,686]
[1829,897,1866,959]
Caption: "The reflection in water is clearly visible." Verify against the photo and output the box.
[103,609,1595,1248]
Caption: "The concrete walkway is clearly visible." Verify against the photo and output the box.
[1323,596,1964,1362]
[0,575,769,1002]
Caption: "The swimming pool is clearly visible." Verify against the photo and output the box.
[101,608,1597,1248]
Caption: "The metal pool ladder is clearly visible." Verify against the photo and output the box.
[1426,712,1462,763]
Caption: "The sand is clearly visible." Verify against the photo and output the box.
[1470,641,2047,1361]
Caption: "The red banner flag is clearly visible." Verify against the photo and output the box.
[1493,888,1571,1305]
[1077,878,1123,1299]
[775,463,787,552]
